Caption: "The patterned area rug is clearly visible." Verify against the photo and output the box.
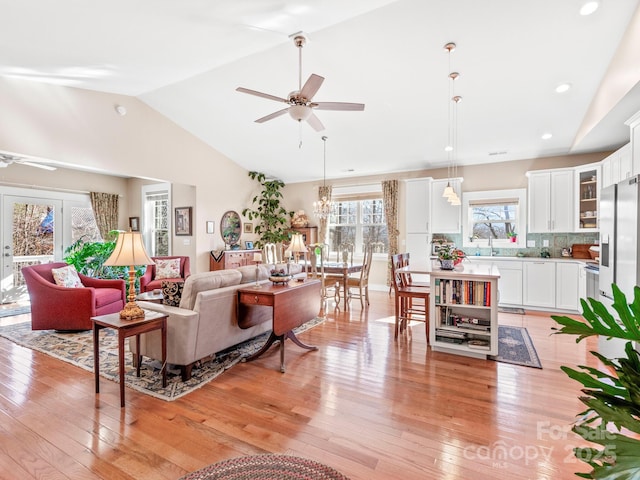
[179,454,350,480]
[0,317,325,401]
[491,325,542,369]
[0,306,31,318]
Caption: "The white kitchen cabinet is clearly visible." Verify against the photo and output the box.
[431,178,462,234]
[405,178,431,233]
[492,260,523,306]
[556,262,580,311]
[575,163,600,232]
[522,261,556,308]
[624,110,640,176]
[528,170,574,233]
[600,143,631,188]
[406,233,431,272]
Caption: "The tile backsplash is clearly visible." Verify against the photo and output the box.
[433,232,599,258]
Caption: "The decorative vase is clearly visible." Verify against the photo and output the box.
[440,259,454,270]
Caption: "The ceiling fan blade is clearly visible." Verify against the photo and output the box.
[21,161,57,171]
[299,74,324,101]
[306,112,325,132]
[236,87,288,104]
[312,102,365,111]
[255,108,289,124]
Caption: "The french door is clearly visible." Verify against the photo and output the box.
[1,195,63,304]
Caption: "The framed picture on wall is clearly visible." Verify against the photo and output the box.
[129,217,140,232]
[243,223,253,234]
[206,221,215,234]
[175,207,192,236]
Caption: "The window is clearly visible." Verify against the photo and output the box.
[328,198,388,254]
[470,200,518,240]
[142,183,171,256]
[462,189,526,248]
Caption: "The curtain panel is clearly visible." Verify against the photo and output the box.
[382,180,399,287]
[90,192,119,241]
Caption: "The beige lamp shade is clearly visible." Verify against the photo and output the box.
[286,233,308,254]
[104,231,155,267]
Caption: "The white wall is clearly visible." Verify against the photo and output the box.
[0,77,256,273]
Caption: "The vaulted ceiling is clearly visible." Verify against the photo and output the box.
[2,0,640,183]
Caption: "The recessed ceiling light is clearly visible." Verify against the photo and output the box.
[580,1,599,15]
[444,145,453,152]
[542,133,553,140]
[555,83,571,93]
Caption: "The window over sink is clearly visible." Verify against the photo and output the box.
[462,189,527,249]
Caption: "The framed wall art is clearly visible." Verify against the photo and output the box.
[243,223,253,234]
[206,221,215,234]
[129,216,140,232]
[175,207,192,236]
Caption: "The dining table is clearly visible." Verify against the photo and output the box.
[307,261,363,310]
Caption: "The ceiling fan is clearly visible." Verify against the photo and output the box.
[0,153,57,171]
[236,32,364,132]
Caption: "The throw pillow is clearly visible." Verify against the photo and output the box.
[51,264,84,288]
[155,258,181,280]
[161,280,184,307]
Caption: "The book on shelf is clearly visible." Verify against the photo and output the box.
[467,339,491,350]
[434,279,491,306]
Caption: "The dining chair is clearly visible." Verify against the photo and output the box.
[390,253,430,341]
[308,243,341,305]
[337,242,354,265]
[346,244,373,308]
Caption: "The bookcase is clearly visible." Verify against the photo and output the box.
[429,264,500,358]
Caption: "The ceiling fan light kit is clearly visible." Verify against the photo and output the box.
[313,135,332,219]
[236,32,364,133]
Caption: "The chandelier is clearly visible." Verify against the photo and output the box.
[313,135,332,218]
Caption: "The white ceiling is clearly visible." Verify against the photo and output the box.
[2,0,640,183]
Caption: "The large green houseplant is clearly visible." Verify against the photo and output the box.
[551,284,640,479]
[242,171,294,248]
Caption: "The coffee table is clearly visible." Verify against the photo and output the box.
[238,278,321,372]
[92,310,168,407]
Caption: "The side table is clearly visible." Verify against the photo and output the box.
[92,310,168,408]
[238,279,321,372]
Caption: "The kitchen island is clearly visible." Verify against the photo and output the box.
[429,263,500,358]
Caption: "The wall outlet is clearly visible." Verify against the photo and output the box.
[527,240,535,247]
[543,239,549,247]
[183,238,191,245]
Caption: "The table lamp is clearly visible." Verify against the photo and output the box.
[286,233,308,264]
[103,230,155,320]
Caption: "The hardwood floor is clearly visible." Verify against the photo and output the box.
[0,292,596,479]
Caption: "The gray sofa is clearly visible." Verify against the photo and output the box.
[132,263,303,380]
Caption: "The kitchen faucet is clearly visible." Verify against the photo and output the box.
[489,236,497,256]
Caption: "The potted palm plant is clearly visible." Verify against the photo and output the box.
[551,284,640,479]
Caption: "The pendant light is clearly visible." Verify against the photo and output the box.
[313,136,332,218]
[443,42,462,205]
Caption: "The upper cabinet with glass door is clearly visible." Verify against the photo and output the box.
[575,163,600,232]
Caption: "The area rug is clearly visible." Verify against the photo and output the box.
[0,306,31,318]
[0,317,324,401]
[179,454,350,480]
[491,325,542,369]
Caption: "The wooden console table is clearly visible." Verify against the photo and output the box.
[238,279,321,372]
[92,310,168,408]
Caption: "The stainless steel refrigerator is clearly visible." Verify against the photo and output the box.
[599,176,640,356]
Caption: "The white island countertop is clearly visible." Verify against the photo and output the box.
[401,263,500,278]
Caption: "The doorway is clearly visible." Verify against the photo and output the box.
[1,195,63,304]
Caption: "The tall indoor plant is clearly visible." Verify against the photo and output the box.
[242,171,294,248]
[551,284,640,479]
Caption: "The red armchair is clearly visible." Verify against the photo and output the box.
[139,256,191,293]
[22,262,126,331]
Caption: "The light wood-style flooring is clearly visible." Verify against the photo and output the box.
[0,291,596,479]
